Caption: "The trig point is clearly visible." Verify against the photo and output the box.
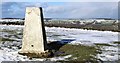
[19,7,48,57]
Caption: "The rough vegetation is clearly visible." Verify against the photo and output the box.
[113,41,120,44]
[47,42,101,62]
[0,19,119,32]
[45,23,119,32]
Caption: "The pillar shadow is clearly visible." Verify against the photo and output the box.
[47,39,75,56]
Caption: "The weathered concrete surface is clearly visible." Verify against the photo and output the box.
[19,7,47,54]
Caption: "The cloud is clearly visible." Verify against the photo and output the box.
[1,2,118,19]
[1,2,47,18]
[44,2,118,18]
[2,0,119,2]
[2,2,24,18]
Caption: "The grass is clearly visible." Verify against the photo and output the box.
[45,22,120,32]
[113,41,120,44]
[0,29,23,35]
[0,29,22,41]
[1,29,16,34]
[58,44,100,61]
[0,37,16,42]
[18,51,51,58]
[95,43,113,46]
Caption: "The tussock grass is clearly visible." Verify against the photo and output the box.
[18,51,52,58]
[95,43,113,46]
[58,44,100,61]
[1,29,16,34]
[0,37,16,42]
[1,29,23,35]
[113,41,120,44]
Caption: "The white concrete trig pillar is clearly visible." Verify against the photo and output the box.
[19,7,47,54]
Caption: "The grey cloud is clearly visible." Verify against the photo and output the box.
[1,2,118,18]
[2,2,48,18]
[44,2,118,18]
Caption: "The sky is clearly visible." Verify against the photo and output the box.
[1,2,118,19]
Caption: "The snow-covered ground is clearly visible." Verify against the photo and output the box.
[0,25,119,62]
[46,27,118,44]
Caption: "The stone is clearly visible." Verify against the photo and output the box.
[19,7,47,55]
